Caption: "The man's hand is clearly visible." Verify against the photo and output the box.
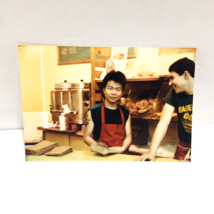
[108,146,126,154]
[135,153,155,161]
[97,142,109,148]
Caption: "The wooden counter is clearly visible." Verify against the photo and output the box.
[26,150,179,162]
[37,126,77,146]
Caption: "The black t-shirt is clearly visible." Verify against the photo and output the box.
[164,89,193,144]
[90,103,129,141]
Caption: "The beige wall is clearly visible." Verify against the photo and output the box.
[127,47,195,76]
[18,45,43,112]
[41,46,91,112]
[22,112,43,141]
[135,47,159,73]
[158,52,195,75]
[126,47,159,74]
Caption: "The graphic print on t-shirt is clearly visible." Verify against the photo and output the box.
[164,89,193,143]
[178,104,192,133]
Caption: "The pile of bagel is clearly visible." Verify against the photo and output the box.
[128,99,156,116]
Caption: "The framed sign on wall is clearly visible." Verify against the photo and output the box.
[57,46,137,65]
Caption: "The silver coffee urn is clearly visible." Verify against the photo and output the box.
[50,80,90,125]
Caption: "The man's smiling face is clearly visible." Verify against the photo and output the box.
[169,71,187,94]
[103,80,123,104]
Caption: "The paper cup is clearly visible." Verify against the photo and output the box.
[62,104,70,114]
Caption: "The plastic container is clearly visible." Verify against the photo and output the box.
[59,113,69,131]
[59,113,66,130]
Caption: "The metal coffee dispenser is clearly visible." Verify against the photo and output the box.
[50,80,90,125]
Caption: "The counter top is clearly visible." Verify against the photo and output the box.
[26,150,179,162]
[37,126,76,133]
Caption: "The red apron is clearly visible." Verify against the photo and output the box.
[174,140,191,160]
[99,103,126,147]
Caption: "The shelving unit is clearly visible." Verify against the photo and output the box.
[90,47,197,122]
[131,114,177,121]
[93,76,177,120]
[89,47,187,146]
[90,47,173,119]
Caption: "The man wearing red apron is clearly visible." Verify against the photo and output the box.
[83,71,132,154]
[136,57,194,161]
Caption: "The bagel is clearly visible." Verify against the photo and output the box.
[138,106,149,113]
[136,99,149,109]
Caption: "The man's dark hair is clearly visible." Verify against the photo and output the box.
[169,57,195,78]
[103,70,126,91]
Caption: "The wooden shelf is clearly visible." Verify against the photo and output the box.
[158,48,196,55]
[131,114,178,121]
[95,76,169,83]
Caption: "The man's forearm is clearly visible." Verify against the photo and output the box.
[148,122,168,156]
[83,136,98,147]
[122,134,132,151]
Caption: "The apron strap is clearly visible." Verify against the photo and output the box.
[101,102,105,125]
[118,105,125,125]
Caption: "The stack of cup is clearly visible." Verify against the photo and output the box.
[62,104,70,114]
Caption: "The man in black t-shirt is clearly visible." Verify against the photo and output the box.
[136,57,195,161]
[83,71,132,154]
